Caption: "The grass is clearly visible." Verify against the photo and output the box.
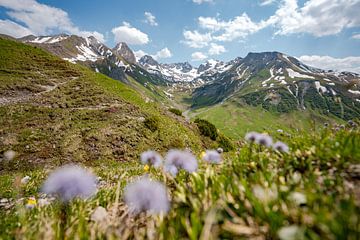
[191,99,343,139]
[0,126,359,239]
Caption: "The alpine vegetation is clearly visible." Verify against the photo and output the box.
[273,141,290,153]
[124,177,170,214]
[140,150,163,168]
[202,150,222,164]
[42,165,97,202]
[164,150,198,176]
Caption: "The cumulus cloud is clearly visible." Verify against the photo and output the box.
[192,0,213,4]
[144,12,158,26]
[267,0,360,37]
[191,52,207,61]
[208,43,226,55]
[183,30,212,48]
[0,0,105,41]
[298,55,360,74]
[153,47,172,60]
[0,19,33,38]
[112,22,149,45]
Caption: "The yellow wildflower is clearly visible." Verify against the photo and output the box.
[200,151,206,159]
[143,164,150,172]
[26,197,37,209]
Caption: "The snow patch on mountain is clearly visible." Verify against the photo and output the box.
[287,68,315,79]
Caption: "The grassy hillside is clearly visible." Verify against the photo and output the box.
[0,37,209,171]
[0,126,359,239]
[191,98,343,139]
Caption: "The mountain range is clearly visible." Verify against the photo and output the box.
[16,34,360,131]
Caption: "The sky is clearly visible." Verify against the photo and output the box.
[0,0,360,72]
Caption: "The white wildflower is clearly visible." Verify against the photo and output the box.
[42,165,97,202]
[91,206,108,222]
[3,150,16,161]
[140,150,163,168]
[164,150,198,176]
[124,177,170,214]
[273,141,289,153]
[21,176,31,184]
[252,184,278,203]
[202,150,222,164]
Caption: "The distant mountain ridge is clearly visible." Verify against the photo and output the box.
[15,33,360,121]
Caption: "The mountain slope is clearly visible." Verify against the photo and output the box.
[0,36,207,170]
[192,52,360,121]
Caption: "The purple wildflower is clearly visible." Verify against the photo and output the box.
[42,165,97,202]
[245,132,260,143]
[273,141,289,153]
[255,134,273,147]
[124,177,170,214]
[164,150,198,176]
[140,150,163,168]
[202,150,222,164]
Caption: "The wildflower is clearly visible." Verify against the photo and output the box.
[21,176,31,184]
[255,134,273,147]
[38,198,51,207]
[124,177,170,214]
[140,150,163,168]
[249,161,256,168]
[217,147,224,154]
[164,150,198,176]
[143,164,150,172]
[291,172,302,184]
[277,129,284,133]
[202,150,222,164]
[165,165,178,176]
[91,206,108,222]
[245,131,259,143]
[252,184,278,203]
[273,141,289,153]
[200,151,206,159]
[289,192,307,206]
[277,225,303,240]
[3,150,16,161]
[26,197,37,209]
[42,165,97,202]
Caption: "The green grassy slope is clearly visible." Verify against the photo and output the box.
[191,99,343,139]
[0,37,207,171]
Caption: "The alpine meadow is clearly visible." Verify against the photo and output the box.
[0,0,360,239]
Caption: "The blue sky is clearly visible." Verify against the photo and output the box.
[1,0,360,72]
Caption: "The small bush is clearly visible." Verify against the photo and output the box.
[194,118,218,140]
[217,134,234,152]
[169,108,182,116]
[144,116,160,132]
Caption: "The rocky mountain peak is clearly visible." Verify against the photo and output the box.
[113,42,136,64]
[139,55,159,67]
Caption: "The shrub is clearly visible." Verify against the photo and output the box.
[169,108,182,116]
[217,134,234,152]
[194,118,218,140]
[144,116,159,132]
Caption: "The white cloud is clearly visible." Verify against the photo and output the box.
[191,52,207,61]
[208,43,226,55]
[260,0,276,6]
[299,55,360,74]
[183,30,212,48]
[112,22,149,45]
[0,19,33,38]
[144,12,158,26]
[267,0,360,37]
[0,0,105,41]
[192,0,213,4]
[153,47,172,60]
[199,14,265,42]
[352,34,360,40]
[134,50,147,61]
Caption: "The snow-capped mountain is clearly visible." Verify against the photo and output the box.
[138,56,239,82]
[192,51,360,120]
[113,42,136,64]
